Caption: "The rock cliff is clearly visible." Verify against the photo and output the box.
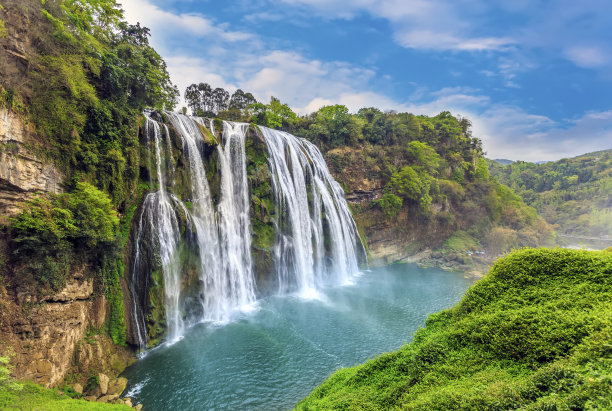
[0,108,132,387]
[0,108,63,222]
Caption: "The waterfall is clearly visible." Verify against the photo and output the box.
[129,113,365,347]
[131,116,185,345]
[259,127,365,296]
[214,121,256,313]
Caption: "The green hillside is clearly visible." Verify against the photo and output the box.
[297,248,612,410]
[488,150,612,239]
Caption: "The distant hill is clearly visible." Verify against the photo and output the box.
[492,158,515,165]
[488,149,612,239]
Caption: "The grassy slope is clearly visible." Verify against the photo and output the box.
[297,248,612,410]
[0,382,130,410]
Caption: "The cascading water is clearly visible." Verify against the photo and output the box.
[130,116,185,345]
[129,113,365,346]
[259,127,365,296]
[214,121,256,312]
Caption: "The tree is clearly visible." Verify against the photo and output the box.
[229,89,257,109]
[385,166,432,212]
[405,141,440,175]
[310,105,353,147]
[69,182,119,248]
[249,97,296,129]
[211,87,229,113]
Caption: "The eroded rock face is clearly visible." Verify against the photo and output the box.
[0,274,100,386]
[0,108,63,220]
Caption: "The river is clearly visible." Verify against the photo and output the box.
[122,264,477,410]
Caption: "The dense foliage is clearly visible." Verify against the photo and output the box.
[10,182,118,291]
[176,80,555,260]
[301,110,552,261]
[0,0,178,204]
[488,150,612,238]
[298,248,612,410]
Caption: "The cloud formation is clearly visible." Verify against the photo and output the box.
[121,0,612,162]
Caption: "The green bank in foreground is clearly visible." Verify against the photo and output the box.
[297,248,612,410]
[0,382,129,410]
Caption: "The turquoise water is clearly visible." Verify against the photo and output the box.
[122,264,476,410]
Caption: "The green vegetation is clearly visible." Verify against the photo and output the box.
[0,352,20,392]
[373,193,402,218]
[488,150,612,237]
[297,248,612,410]
[0,0,181,348]
[284,109,553,261]
[0,381,130,410]
[102,258,127,346]
[10,182,119,292]
[1,0,177,203]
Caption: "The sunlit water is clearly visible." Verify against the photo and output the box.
[122,264,477,410]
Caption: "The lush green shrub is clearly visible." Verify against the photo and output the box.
[10,182,119,291]
[69,182,119,248]
[297,248,612,410]
[0,352,21,392]
[385,166,432,212]
[373,193,403,218]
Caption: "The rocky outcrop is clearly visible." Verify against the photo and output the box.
[0,270,134,387]
[0,108,63,221]
[0,271,100,386]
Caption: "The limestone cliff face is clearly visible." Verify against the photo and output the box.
[324,146,429,265]
[0,108,63,222]
[0,108,132,387]
[0,267,133,387]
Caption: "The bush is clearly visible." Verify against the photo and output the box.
[0,352,21,392]
[374,193,402,218]
[297,248,612,410]
[69,182,119,248]
[10,182,119,291]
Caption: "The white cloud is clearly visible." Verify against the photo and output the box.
[564,46,609,69]
[120,0,612,162]
[280,0,612,73]
[281,0,515,52]
[122,0,252,43]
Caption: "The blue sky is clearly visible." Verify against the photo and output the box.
[122,0,612,161]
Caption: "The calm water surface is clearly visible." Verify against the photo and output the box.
[122,264,477,410]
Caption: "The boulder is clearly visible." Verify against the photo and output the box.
[73,383,83,395]
[97,394,119,403]
[108,377,128,395]
[98,373,109,395]
[88,385,101,398]
[135,404,143,410]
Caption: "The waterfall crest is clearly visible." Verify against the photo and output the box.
[129,113,365,347]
